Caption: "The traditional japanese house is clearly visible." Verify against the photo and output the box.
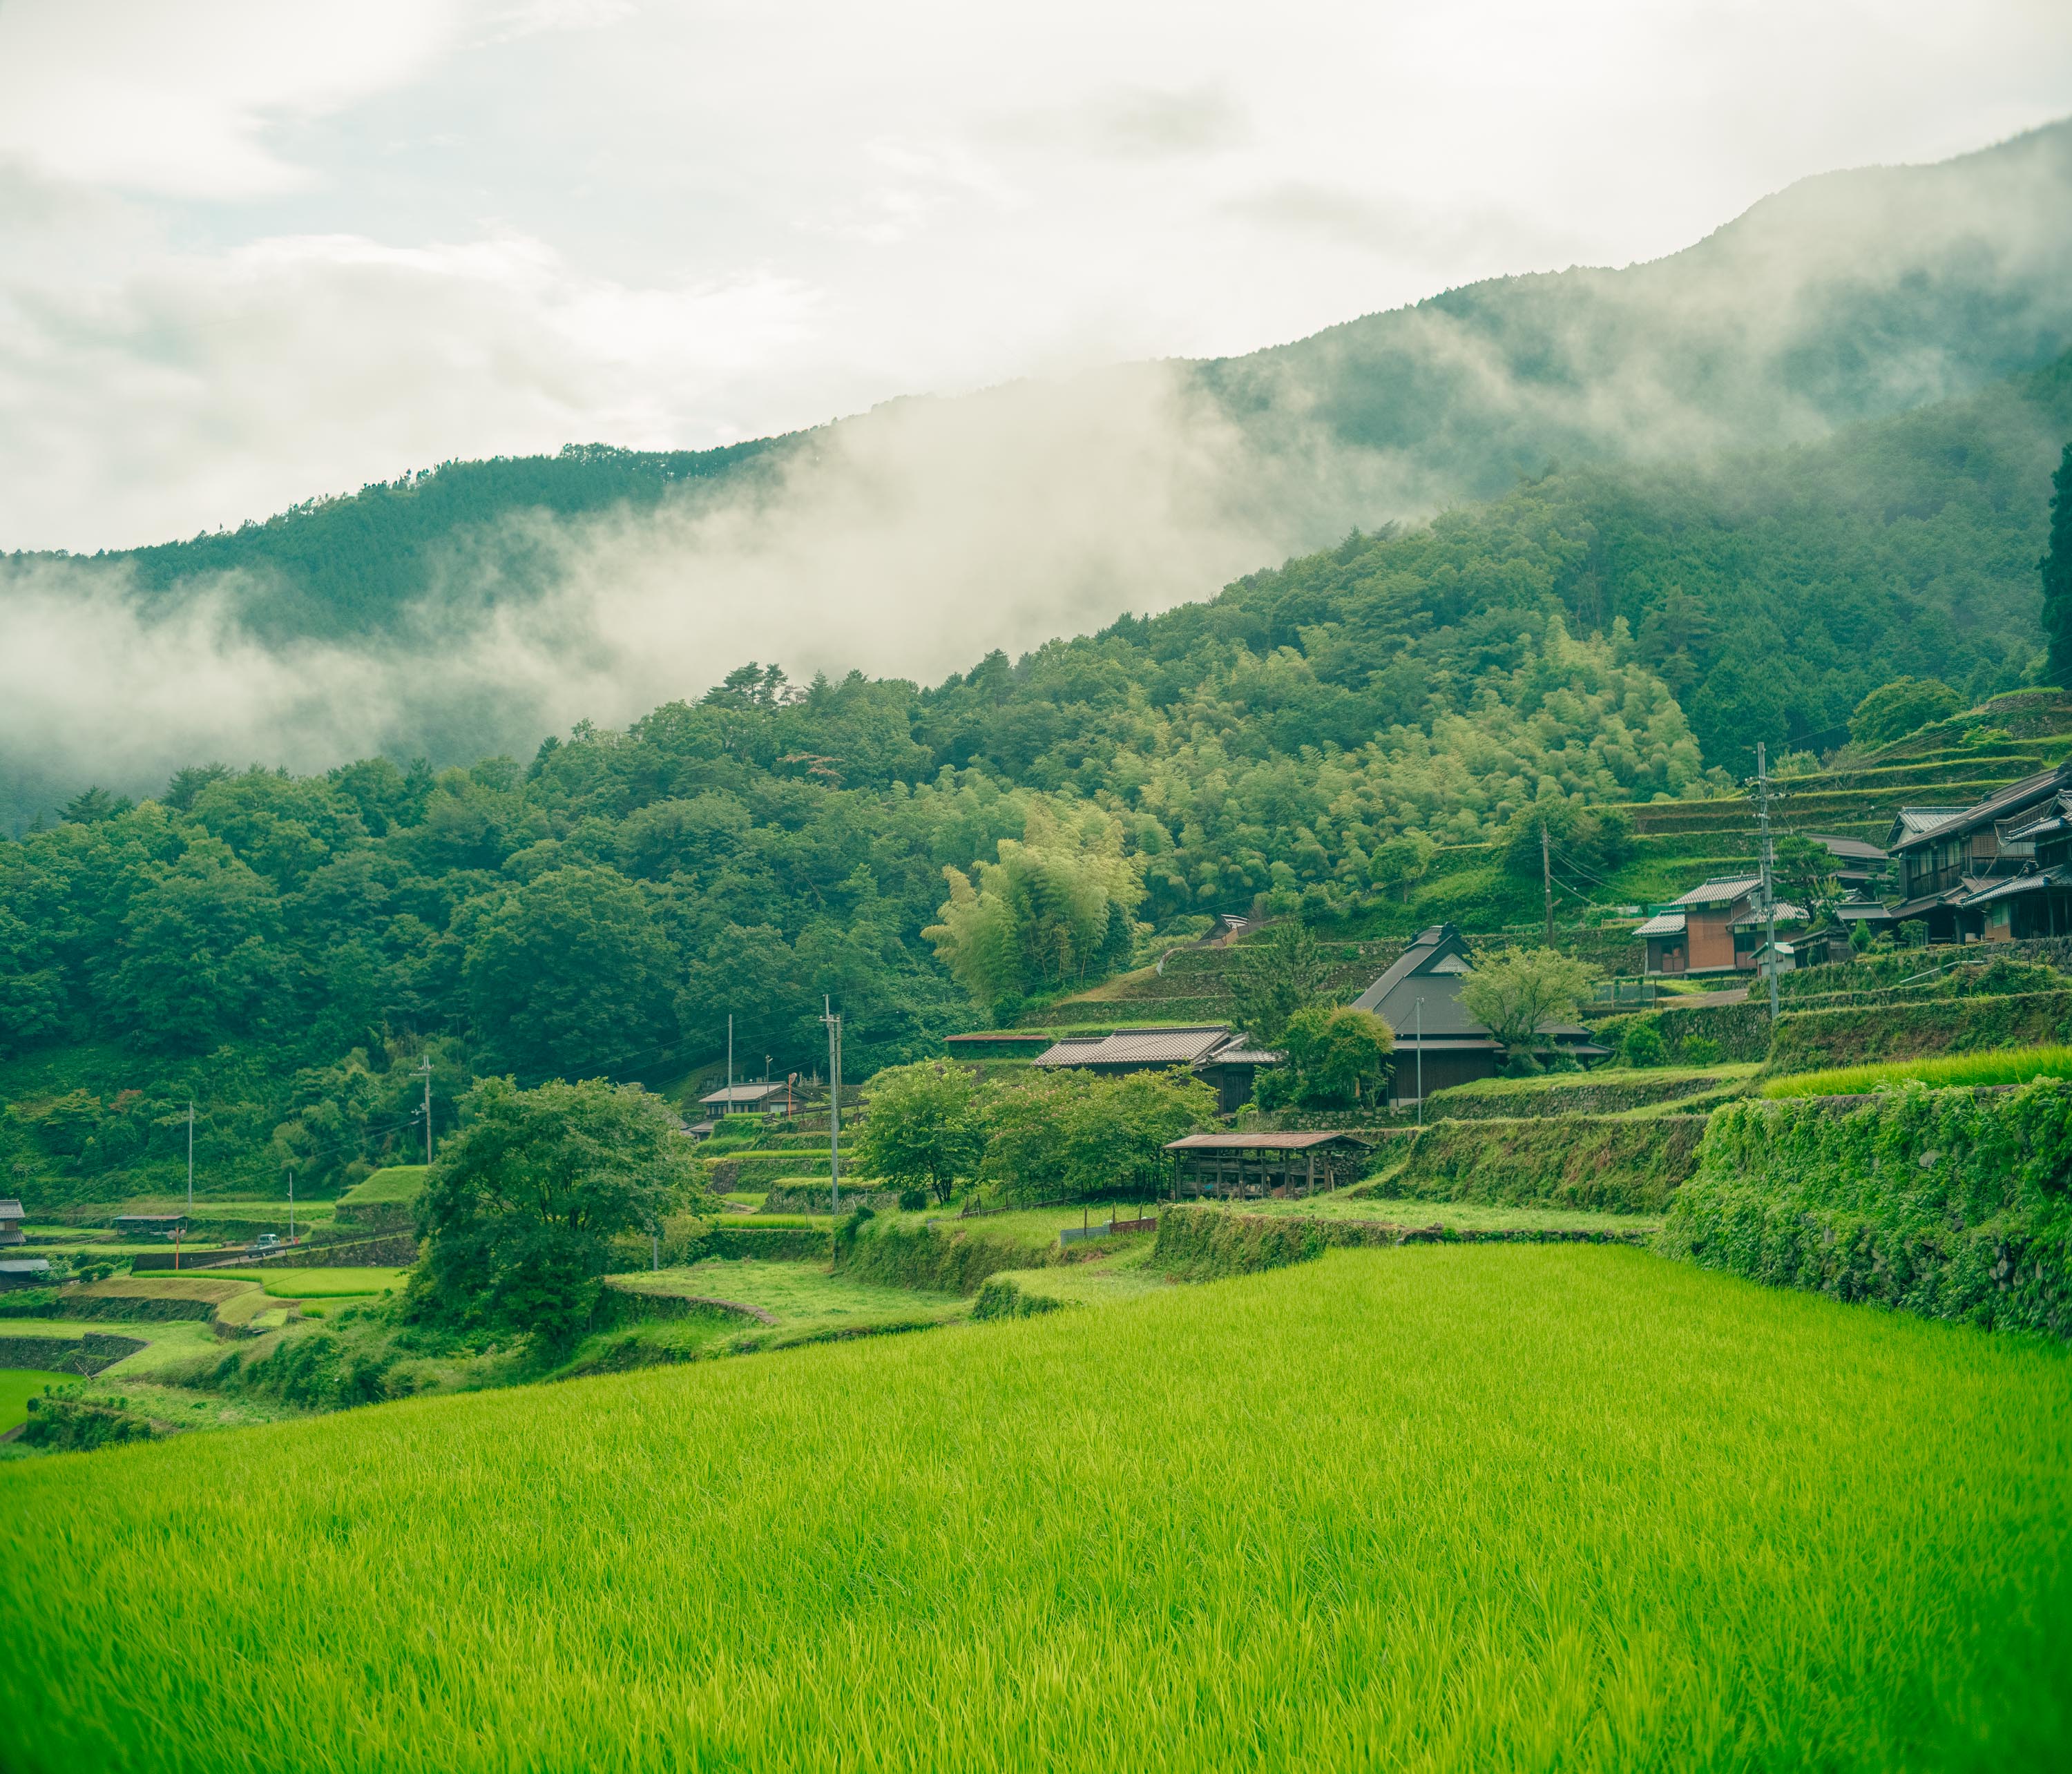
[1349,925,1606,1101]
[1163,1130,1374,1199]
[0,1197,22,1246]
[1805,833,1888,894]
[1889,762,2072,941]
[698,1081,793,1115]
[1635,877,1808,976]
[1028,1025,1283,1112]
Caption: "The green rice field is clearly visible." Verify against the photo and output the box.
[2,1244,2066,1771]
[1227,1195,1662,1232]
[204,1266,410,1298]
[616,1260,963,1335]
[0,1370,50,1435]
[1761,1043,2072,1097]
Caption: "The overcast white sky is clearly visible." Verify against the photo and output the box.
[2,0,2068,553]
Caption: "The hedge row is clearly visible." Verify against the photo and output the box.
[1151,1206,1656,1281]
[1363,1115,1708,1215]
[1765,990,2072,1076]
[1661,1082,2072,1336]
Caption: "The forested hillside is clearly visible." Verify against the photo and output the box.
[15,120,2071,655]
[4,342,2069,1208]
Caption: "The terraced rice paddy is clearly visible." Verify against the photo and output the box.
[1761,1043,2072,1097]
[3,1244,2066,1771]
[204,1266,410,1298]
[615,1259,963,1335]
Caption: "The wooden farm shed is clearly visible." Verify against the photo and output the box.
[1163,1131,1372,1199]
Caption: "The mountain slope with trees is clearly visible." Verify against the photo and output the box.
[2,345,2069,1208]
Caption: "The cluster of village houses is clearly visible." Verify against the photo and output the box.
[943,763,2072,1139]
[1639,760,2072,973]
[689,764,2072,1200]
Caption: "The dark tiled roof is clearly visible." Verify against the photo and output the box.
[1807,834,1887,862]
[1958,867,2072,909]
[1033,1027,1233,1068]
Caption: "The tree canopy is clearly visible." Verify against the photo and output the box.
[408,1076,701,1348]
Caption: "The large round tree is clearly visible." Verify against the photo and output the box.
[463,865,679,1080]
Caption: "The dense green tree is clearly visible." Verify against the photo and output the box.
[1260,1005,1394,1108]
[111,838,288,1052]
[854,1061,986,1204]
[407,1076,702,1349]
[463,866,679,1080]
[2045,441,2072,689]
[1225,915,1332,1045]
[925,800,1142,1011]
[980,1068,1214,1204]
[1457,948,1598,1062]
[1848,678,1963,750]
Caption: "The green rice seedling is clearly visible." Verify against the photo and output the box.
[1761,1043,2072,1097]
[1,1246,2067,1771]
[0,1370,52,1436]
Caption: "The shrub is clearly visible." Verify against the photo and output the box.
[971,1278,1064,1320]
[19,1389,155,1452]
[1621,1023,1668,1068]
[1849,677,1961,748]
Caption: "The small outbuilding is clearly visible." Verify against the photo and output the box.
[1163,1130,1373,1199]
[113,1214,187,1240]
[0,1257,51,1289]
[699,1082,792,1114]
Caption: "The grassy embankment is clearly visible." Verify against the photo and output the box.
[2,1246,2067,1771]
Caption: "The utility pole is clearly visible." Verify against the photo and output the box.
[1756,742,1781,1022]
[823,998,843,1213]
[419,1056,434,1166]
[186,1101,194,1211]
[288,1169,295,1244]
[1542,822,1555,948]
[1414,998,1425,1126]
[727,1014,734,1108]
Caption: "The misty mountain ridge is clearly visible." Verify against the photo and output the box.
[2,118,2070,827]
